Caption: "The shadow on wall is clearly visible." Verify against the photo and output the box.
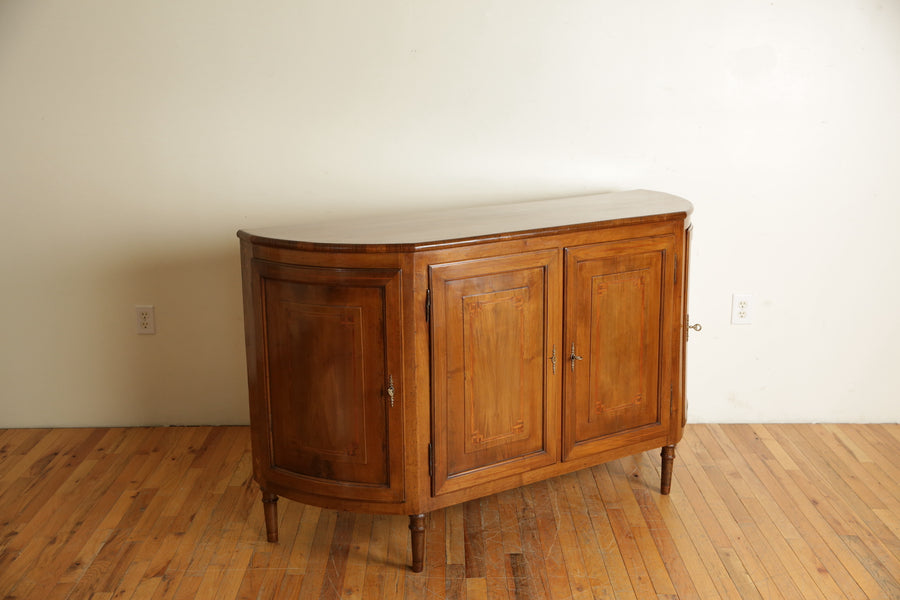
[105,191,625,426]
[112,241,250,426]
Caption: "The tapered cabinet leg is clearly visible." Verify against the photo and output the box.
[262,490,279,542]
[409,513,426,573]
[660,445,676,495]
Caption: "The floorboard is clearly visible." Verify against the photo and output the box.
[1,425,899,599]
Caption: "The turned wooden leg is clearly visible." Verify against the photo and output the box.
[262,490,279,542]
[408,513,426,573]
[660,445,676,495]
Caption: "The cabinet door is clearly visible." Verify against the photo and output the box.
[563,237,673,461]
[254,261,404,503]
[430,250,560,496]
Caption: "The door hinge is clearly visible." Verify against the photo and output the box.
[674,254,678,284]
[670,385,675,413]
[425,289,431,322]
[427,443,434,478]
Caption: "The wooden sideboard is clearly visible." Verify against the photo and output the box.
[238,189,693,572]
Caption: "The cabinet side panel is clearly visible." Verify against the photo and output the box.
[679,225,692,433]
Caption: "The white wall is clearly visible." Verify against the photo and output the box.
[1,0,898,427]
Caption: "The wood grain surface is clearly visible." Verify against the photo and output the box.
[2,424,899,599]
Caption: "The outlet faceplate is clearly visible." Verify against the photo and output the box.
[731,294,752,325]
[136,305,156,334]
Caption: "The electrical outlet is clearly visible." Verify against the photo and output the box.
[731,294,753,325]
[136,305,156,334]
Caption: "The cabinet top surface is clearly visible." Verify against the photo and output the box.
[238,189,693,250]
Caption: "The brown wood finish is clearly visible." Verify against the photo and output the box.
[430,250,561,496]
[562,237,671,461]
[660,444,676,495]
[252,261,405,507]
[408,514,426,573]
[238,190,693,571]
[681,226,693,429]
[262,490,278,542]
[3,425,900,599]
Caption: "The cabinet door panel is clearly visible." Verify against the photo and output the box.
[256,262,404,503]
[563,238,672,460]
[430,250,560,496]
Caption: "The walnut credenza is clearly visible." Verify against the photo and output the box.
[238,189,693,572]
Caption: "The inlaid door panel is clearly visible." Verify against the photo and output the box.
[256,261,404,503]
[430,250,560,496]
[563,237,672,461]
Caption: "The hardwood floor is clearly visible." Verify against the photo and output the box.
[1,424,899,599]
